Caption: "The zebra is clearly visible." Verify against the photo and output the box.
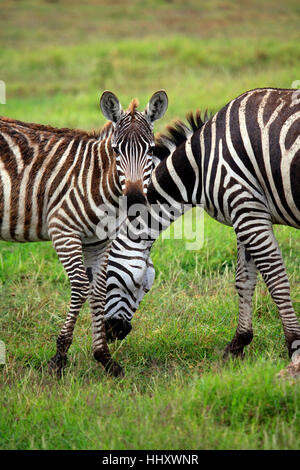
[103,87,300,375]
[0,89,168,377]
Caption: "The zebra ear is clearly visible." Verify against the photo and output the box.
[145,90,168,123]
[100,91,124,123]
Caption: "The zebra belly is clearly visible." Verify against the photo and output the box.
[0,196,50,242]
[82,235,109,249]
[204,205,233,228]
[261,152,300,229]
[0,227,51,243]
[0,168,50,242]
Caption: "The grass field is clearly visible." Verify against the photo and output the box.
[1,0,300,450]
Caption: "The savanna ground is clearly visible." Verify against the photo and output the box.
[1,0,300,450]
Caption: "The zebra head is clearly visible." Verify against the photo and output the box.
[100,90,168,206]
[104,225,155,342]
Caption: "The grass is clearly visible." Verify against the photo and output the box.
[1,37,300,129]
[1,0,300,451]
[1,218,300,450]
[1,361,299,450]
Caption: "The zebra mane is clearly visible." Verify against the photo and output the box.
[127,98,139,116]
[98,121,114,139]
[153,110,210,162]
[0,116,109,140]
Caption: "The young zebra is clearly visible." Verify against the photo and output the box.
[104,87,300,375]
[0,89,168,377]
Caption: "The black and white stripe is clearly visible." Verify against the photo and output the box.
[104,87,300,363]
[100,90,168,201]
[0,90,168,376]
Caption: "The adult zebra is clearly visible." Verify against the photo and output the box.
[0,89,168,377]
[104,87,300,375]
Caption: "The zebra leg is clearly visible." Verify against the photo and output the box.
[89,249,124,377]
[82,242,132,343]
[235,222,300,363]
[48,234,90,377]
[223,241,257,358]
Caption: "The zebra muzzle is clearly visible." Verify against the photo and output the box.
[124,181,147,210]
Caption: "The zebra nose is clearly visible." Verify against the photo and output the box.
[124,181,147,208]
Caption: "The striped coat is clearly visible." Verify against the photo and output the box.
[0,89,168,377]
[104,88,300,374]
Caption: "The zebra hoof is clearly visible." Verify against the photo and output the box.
[223,341,246,359]
[104,359,125,378]
[223,345,245,360]
[105,318,132,342]
[94,350,125,377]
[223,331,253,359]
[48,353,67,378]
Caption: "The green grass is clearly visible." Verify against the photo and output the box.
[1,0,300,451]
[1,218,300,450]
[1,37,300,129]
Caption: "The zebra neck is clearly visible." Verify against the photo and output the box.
[83,138,121,208]
[148,132,203,207]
